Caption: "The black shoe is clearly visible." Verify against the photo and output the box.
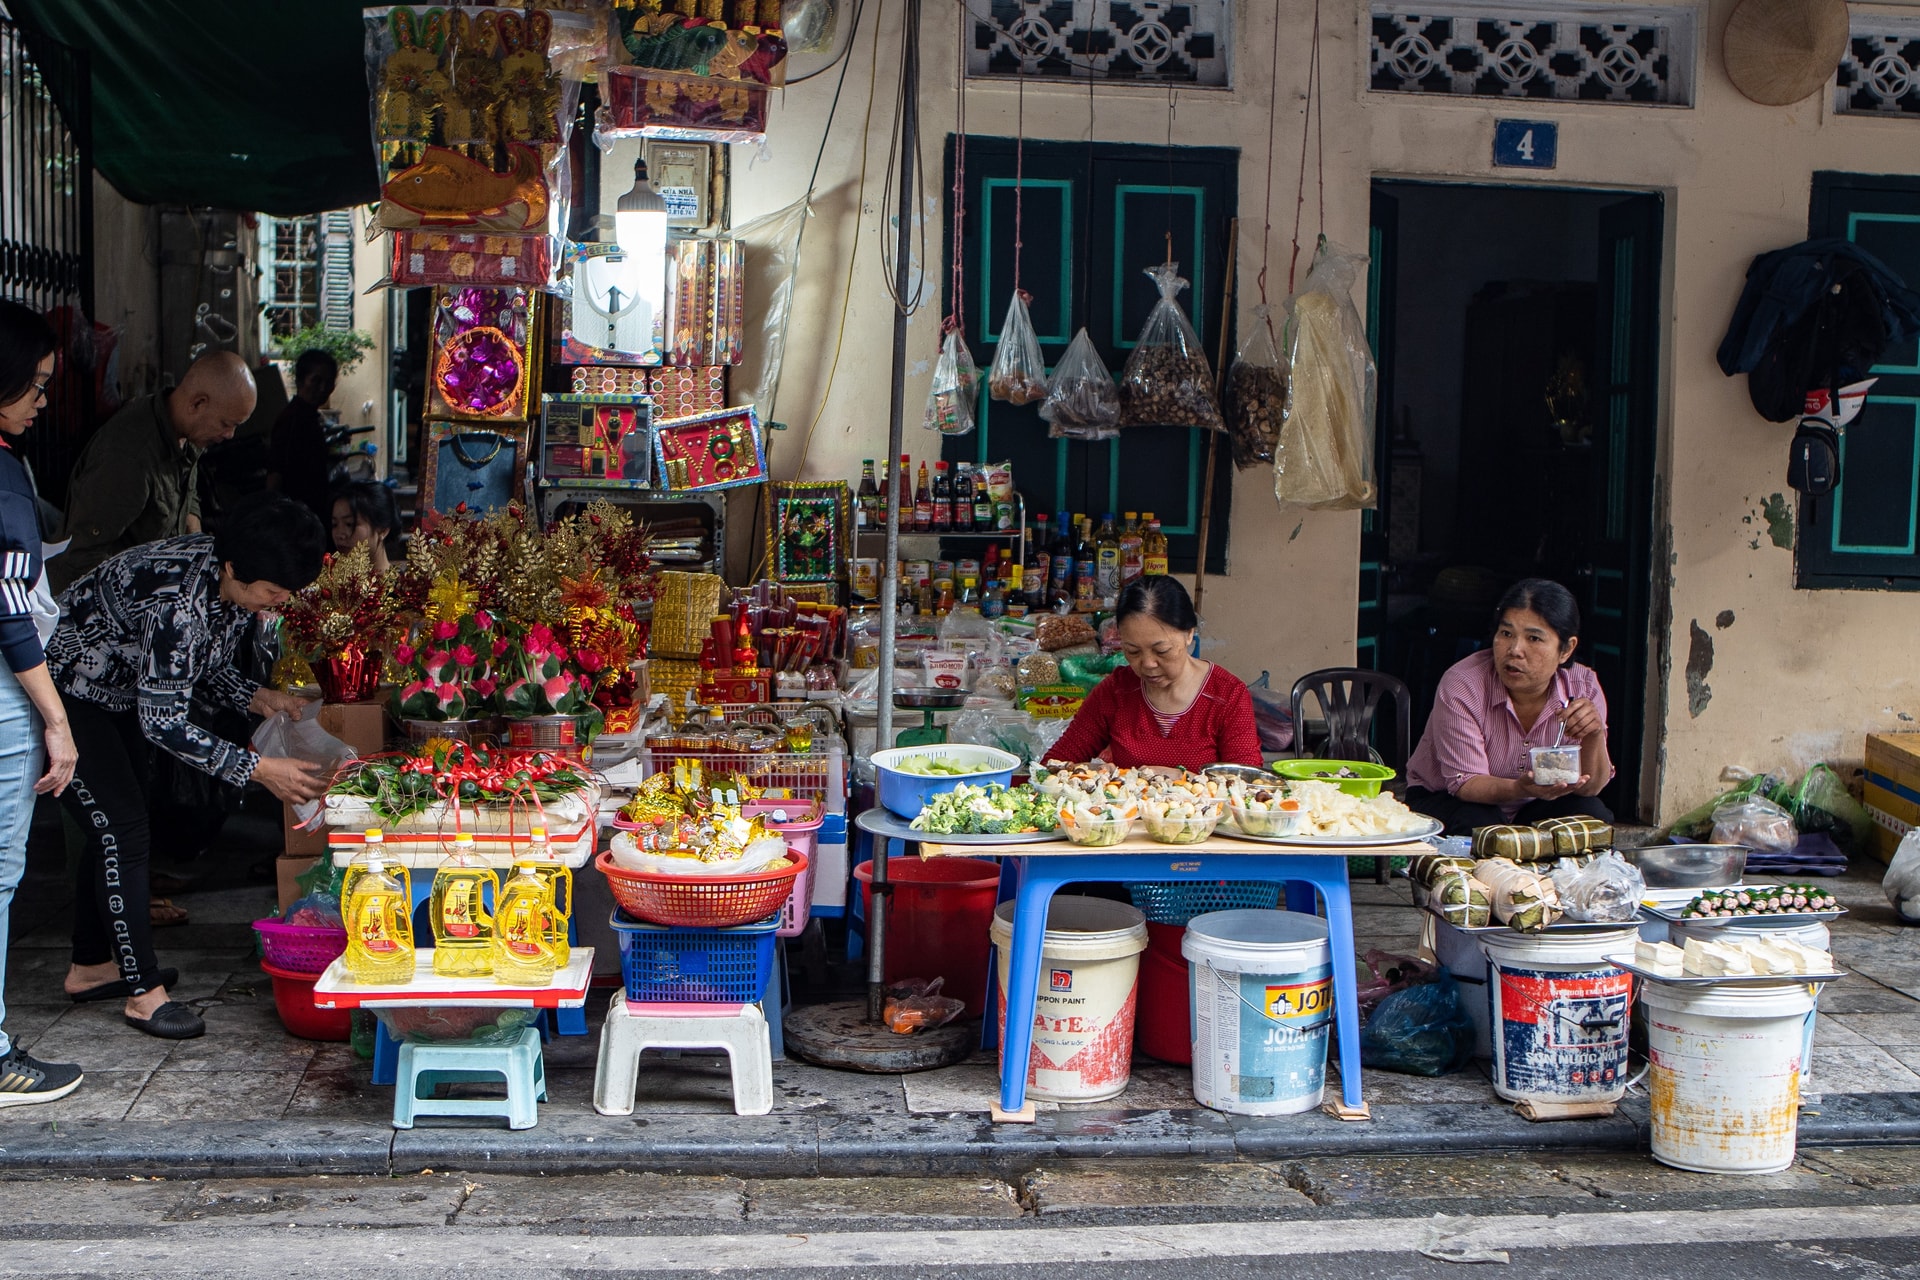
[69,968,180,1004]
[0,1048,84,1107]
[123,1001,205,1040]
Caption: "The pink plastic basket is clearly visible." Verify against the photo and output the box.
[253,917,347,976]
[749,799,823,937]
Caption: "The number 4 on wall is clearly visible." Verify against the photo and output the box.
[1493,119,1558,170]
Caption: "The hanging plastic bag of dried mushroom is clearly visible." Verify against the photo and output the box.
[1223,303,1285,469]
[924,326,980,435]
[988,290,1049,406]
[1039,327,1121,440]
[1273,240,1378,510]
[1117,262,1224,431]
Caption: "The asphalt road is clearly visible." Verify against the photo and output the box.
[6,1149,1920,1278]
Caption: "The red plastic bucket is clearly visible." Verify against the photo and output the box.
[261,961,351,1042]
[1136,921,1194,1064]
[854,856,1001,1015]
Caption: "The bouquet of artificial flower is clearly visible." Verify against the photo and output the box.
[393,611,500,722]
[493,621,595,719]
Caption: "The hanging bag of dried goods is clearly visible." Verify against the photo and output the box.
[1117,262,1224,431]
[924,325,980,436]
[1273,240,1378,510]
[1224,303,1286,469]
[1039,327,1121,440]
[989,291,1049,406]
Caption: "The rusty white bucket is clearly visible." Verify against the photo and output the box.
[1642,980,1816,1174]
[991,897,1147,1103]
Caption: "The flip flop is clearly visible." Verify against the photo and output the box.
[68,968,180,1004]
[149,899,189,928]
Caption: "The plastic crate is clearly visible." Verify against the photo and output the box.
[1125,882,1284,926]
[747,799,823,938]
[611,909,778,1003]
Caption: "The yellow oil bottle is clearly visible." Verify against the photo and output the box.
[342,846,414,985]
[524,826,572,969]
[429,832,497,978]
[491,860,558,986]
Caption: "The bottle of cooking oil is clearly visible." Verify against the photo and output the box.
[429,832,497,977]
[342,841,414,985]
[524,826,572,969]
[491,860,559,986]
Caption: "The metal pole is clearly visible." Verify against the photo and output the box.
[1192,218,1237,614]
[869,0,920,1023]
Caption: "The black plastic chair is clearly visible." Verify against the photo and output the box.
[1289,667,1413,884]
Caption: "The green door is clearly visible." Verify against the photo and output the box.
[1359,189,1400,671]
[944,137,1237,575]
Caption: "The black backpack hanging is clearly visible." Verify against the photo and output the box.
[1787,417,1840,495]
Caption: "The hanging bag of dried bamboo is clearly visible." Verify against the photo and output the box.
[1039,327,1121,440]
[1224,303,1286,469]
[1273,239,1378,510]
[988,290,1049,406]
[1117,262,1225,431]
[923,326,980,436]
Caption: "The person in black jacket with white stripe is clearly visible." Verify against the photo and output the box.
[0,300,81,1105]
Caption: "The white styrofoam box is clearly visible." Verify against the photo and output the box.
[811,835,849,910]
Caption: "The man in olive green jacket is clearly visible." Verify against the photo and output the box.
[52,352,256,594]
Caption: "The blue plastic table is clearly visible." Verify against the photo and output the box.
[875,810,1389,1123]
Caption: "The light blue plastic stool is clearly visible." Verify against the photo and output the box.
[392,1024,548,1130]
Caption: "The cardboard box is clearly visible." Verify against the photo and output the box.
[277,853,321,912]
[279,702,391,855]
[1864,733,1920,864]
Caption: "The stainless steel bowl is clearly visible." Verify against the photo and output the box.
[1202,764,1276,786]
[893,689,969,710]
[1624,843,1748,889]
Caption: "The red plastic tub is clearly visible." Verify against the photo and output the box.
[261,961,351,1042]
[1135,921,1194,1064]
[855,856,1001,1016]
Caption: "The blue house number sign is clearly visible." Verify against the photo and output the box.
[1493,120,1557,169]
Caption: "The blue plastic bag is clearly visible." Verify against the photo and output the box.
[1359,973,1476,1076]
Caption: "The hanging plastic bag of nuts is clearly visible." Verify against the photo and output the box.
[988,290,1049,406]
[1274,240,1378,509]
[1223,303,1285,470]
[923,326,979,436]
[1117,262,1225,431]
[1038,327,1121,440]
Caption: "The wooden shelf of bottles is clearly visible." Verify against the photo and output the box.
[854,495,1029,590]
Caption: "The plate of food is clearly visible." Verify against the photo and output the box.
[906,782,1063,844]
[1606,936,1845,985]
[1216,777,1440,846]
[1640,883,1846,925]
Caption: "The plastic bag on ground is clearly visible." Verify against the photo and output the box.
[1118,262,1224,431]
[1275,240,1378,510]
[1360,972,1476,1076]
[1884,829,1920,925]
[1551,851,1646,923]
[252,704,357,827]
[1664,772,1779,841]
[924,327,979,435]
[988,290,1049,406]
[1786,762,1873,851]
[884,977,965,1034]
[1225,303,1285,469]
[1711,794,1798,854]
[1040,327,1121,439]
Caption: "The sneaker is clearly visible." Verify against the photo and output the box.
[0,1049,83,1107]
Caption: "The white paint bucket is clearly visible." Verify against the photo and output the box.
[1482,928,1639,1105]
[1641,980,1816,1174]
[1182,910,1333,1116]
[1667,920,1830,1091]
[991,897,1148,1102]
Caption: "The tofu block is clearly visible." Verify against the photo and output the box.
[1742,939,1799,976]
[1635,939,1685,976]
[1773,937,1835,975]
[1682,938,1753,976]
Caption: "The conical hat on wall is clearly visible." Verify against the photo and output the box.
[1723,0,1851,106]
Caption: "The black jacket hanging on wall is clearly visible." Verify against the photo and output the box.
[1717,237,1920,422]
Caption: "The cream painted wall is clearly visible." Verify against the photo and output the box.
[651,0,1920,821]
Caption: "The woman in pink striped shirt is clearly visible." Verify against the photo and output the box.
[1404,579,1614,835]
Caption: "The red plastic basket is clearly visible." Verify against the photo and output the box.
[253,917,347,975]
[595,848,808,928]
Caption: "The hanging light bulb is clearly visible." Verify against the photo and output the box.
[615,155,669,273]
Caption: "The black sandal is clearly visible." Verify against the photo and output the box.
[69,969,179,1004]
[123,1001,205,1040]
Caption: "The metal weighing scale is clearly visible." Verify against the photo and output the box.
[892,688,967,748]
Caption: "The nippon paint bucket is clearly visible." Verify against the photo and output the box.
[1482,928,1639,1105]
[1667,919,1831,1092]
[1641,980,1816,1174]
[991,897,1148,1102]
[1182,910,1333,1116]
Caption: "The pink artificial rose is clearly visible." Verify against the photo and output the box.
[541,674,573,704]
[394,643,416,665]
[433,619,459,641]
[453,645,478,668]
[473,675,498,697]
[493,637,512,658]
[473,610,494,631]
[551,644,569,663]
[434,682,464,705]
[399,679,431,702]
[578,650,605,673]
[426,650,452,671]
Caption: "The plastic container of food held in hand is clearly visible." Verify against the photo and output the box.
[1057,797,1138,847]
[1529,745,1582,788]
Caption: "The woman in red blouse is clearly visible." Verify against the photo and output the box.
[1046,576,1262,773]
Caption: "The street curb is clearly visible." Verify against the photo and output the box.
[4,1094,1920,1179]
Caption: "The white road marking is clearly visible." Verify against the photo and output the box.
[3,1203,1920,1274]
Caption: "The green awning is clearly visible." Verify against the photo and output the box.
[8,0,378,214]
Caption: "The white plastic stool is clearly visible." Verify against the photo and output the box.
[593,992,774,1117]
